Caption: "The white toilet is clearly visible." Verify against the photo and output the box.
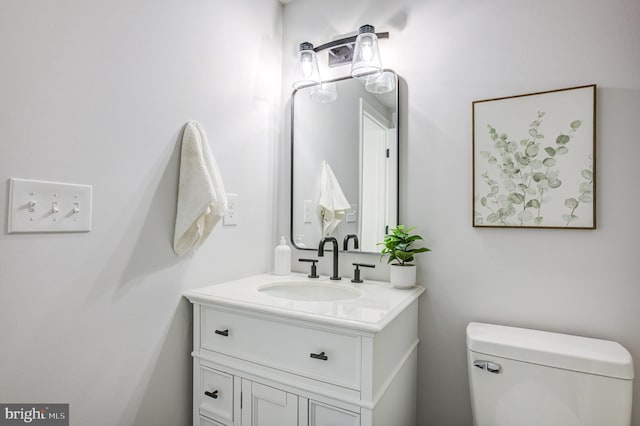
[467,322,634,426]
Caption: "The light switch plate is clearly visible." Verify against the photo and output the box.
[8,178,92,233]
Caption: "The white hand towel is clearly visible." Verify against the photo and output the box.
[173,121,227,256]
[318,160,351,236]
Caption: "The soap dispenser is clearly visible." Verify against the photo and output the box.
[274,236,291,275]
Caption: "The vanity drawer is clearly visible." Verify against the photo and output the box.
[201,307,361,390]
[199,365,234,423]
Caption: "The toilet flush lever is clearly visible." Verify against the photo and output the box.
[473,360,487,370]
[486,362,501,373]
[474,360,501,374]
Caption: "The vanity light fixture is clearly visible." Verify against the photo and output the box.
[292,42,321,89]
[292,25,391,93]
[350,25,383,79]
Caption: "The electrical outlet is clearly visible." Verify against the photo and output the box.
[303,200,312,223]
[346,204,358,223]
[223,194,238,226]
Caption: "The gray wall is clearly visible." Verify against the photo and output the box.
[280,0,640,425]
[0,0,282,425]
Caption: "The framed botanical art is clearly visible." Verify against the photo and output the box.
[473,85,596,228]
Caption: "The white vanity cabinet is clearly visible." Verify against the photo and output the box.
[185,274,423,426]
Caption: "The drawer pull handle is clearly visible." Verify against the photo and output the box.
[214,329,229,337]
[310,351,328,361]
[204,390,219,399]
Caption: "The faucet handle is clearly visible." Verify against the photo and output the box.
[351,263,375,283]
[299,258,319,278]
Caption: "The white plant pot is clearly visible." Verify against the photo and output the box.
[389,264,416,289]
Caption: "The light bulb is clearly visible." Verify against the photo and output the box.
[360,39,373,61]
[301,53,314,77]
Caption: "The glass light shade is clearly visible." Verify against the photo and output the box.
[364,71,396,94]
[293,47,321,89]
[309,82,337,103]
[351,30,382,79]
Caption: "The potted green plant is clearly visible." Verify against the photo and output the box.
[378,225,431,288]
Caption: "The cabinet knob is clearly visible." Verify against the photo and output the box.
[204,390,219,399]
[215,329,229,337]
[310,351,328,361]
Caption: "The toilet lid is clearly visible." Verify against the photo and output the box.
[466,322,634,380]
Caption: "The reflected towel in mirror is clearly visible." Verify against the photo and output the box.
[319,160,351,236]
[173,121,227,256]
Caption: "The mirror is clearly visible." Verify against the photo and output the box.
[291,71,399,253]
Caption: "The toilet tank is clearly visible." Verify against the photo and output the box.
[467,322,634,426]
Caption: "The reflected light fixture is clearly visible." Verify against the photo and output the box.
[309,81,338,103]
[292,42,321,89]
[364,70,396,94]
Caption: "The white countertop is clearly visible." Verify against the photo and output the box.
[183,273,425,333]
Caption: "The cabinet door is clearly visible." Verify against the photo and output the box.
[309,400,360,426]
[241,380,298,426]
[201,416,226,426]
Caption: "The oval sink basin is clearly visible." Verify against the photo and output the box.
[258,281,361,302]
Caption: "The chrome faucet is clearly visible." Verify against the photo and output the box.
[318,237,341,280]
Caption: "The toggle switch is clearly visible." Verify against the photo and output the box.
[28,200,37,212]
[73,202,80,214]
[52,201,59,213]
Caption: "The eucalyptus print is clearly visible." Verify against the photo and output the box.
[474,112,587,227]
[563,158,594,225]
